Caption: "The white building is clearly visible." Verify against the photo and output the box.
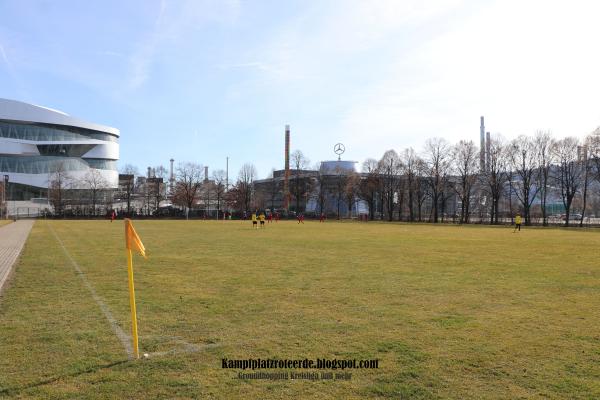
[0,98,119,200]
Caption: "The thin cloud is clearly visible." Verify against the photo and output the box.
[0,40,31,101]
[127,0,168,90]
[0,43,9,66]
[127,0,242,90]
[216,61,277,73]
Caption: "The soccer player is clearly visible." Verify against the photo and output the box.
[319,212,325,222]
[267,212,273,223]
[259,212,266,228]
[513,213,522,232]
[251,212,258,229]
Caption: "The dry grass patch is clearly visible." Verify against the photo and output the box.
[0,220,599,399]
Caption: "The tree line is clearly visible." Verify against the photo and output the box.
[45,130,600,226]
[229,131,600,226]
[354,131,600,226]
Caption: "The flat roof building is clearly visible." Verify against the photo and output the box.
[0,98,119,200]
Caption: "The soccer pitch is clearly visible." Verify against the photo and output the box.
[0,220,598,399]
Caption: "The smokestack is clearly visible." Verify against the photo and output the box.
[486,131,491,171]
[204,166,209,182]
[480,116,486,172]
[169,158,174,195]
[147,166,151,179]
[284,125,291,210]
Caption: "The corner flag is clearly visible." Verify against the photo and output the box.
[125,218,146,258]
[124,218,146,359]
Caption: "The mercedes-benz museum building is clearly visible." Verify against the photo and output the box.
[0,98,119,200]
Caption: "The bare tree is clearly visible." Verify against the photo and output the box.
[452,140,478,223]
[200,180,215,217]
[481,135,508,224]
[48,161,72,217]
[316,167,328,216]
[587,132,600,181]
[580,136,598,226]
[344,173,361,218]
[331,166,348,219]
[378,150,402,221]
[415,158,428,222]
[119,164,139,216]
[174,162,203,218]
[81,168,108,216]
[152,165,168,210]
[358,158,380,220]
[212,169,227,218]
[289,150,310,212]
[534,131,554,226]
[237,163,257,212]
[402,148,420,222]
[552,137,581,227]
[508,135,540,225]
[579,151,592,227]
[223,185,243,213]
[423,138,451,223]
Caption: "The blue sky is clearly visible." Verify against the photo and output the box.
[1,0,600,179]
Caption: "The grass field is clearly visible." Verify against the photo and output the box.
[0,220,599,399]
[0,220,11,228]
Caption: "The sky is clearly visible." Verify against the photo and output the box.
[1,0,600,179]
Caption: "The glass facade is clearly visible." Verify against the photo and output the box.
[0,156,117,174]
[85,158,118,170]
[0,116,119,201]
[37,144,96,157]
[0,120,118,142]
[4,182,48,201]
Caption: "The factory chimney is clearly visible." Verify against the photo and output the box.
[204,166,209,182]
[480,116,486,172]
[283,125,291,210]
[147,166,152,179]
[169,158,174,195]
[486,131,491,171]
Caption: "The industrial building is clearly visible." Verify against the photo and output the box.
[253,125,368,217]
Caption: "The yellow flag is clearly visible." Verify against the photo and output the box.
[125,218,146,258]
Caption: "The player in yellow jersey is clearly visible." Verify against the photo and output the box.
[259,212,266,228]
[513,213,522,232]
[251,212,258,229]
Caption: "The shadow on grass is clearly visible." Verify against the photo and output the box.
[0,359,129,397]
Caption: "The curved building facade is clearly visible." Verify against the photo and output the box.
[0,98,119,200]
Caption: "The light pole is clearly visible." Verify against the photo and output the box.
[508,178,513,224]
[3,175,8,220]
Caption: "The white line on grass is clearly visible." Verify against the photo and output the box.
[143,335,219,358]
[47,223,134,359]
[47,222,217,360]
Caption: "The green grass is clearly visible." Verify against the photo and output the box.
[0,220,599,399]
[0,220,12,228]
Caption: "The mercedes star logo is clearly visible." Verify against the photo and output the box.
[334,143,345,155]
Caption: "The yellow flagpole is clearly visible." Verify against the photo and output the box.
[127,248,140,359]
